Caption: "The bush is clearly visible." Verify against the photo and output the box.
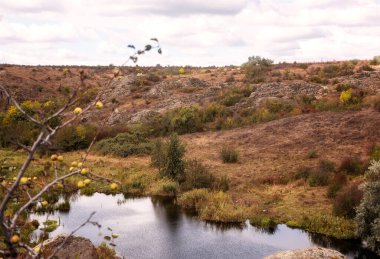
[370,56,380,65]
[54,124,97,151]
[94,124,151,157]
[307,150,318,159]
[333,182,362,218]
[150,138,166,171]
[160,134,185,181]
[327,172,347,198]
[339,157,363,175]
[370,145,380,161]
[307,160,335,187]
[221,146,239,163]
[181,160,215,191]
[340,88,352,104]
[243,56,273,83]
[356,160,380,255]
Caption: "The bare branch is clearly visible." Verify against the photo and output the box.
[9,140,32,153]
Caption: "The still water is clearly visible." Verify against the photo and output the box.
[30,193,375,259]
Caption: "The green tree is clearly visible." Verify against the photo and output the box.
[356,160,380,255]
[162,134,185,180]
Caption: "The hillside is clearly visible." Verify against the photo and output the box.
[1,60,380,241]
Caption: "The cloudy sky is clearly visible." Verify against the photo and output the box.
[0,0,379,66]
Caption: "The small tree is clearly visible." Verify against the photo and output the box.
[161,134,185,181]
[356,160,380,255]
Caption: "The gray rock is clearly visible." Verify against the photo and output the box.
[265,247,346,259]
[36,235,98,259]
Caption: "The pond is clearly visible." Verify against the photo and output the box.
[30,193,375,259]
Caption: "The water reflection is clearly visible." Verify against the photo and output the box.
[29,193,375,259]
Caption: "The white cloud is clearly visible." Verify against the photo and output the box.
[0,0,379,65]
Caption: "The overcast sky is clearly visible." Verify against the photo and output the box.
[0,0,379,66]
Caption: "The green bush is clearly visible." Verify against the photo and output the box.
[159,134,185,181]
[221,146,239,163]
[54,124,97,151]
[94,124,151,157]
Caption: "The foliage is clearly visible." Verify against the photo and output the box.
[243,56,273,83]
[369,56,380,65]
[53,124,97,151]
[94,124,151,157]
[339,157,364,175]
[339,88,352,104]
[370,56,380,66]
[356,160,380,255]
[181,160,215,191]
[305,160,335,187]
[150,138,166,171]
[220,146,239,163]
[159,134,185,181]
[333,182,362,218]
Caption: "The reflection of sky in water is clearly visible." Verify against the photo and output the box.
[30,193,366,259]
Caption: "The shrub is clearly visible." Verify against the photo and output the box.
[333,182,362,218]
[216,175,229,192]
[339,157,363,175]
[160,134,185,181]
[54,124,97,151]
[339,88,352,104]
[307,150,318,159]
[307,161,334,187]
[150,138,166,171]
[94,124,151,157]
[181,160,215,191]
[221,146,239,163]
[327,172,347,198]
[370,145,380,161]
[243,56,273,83]
[356,160,380,255]
[360,65,374,72]
[177,188,209,210]
[169,106,204,134]
[370,56,380,65]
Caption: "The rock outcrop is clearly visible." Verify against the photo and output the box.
[36,235,98,259]
[265,247,346,259]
